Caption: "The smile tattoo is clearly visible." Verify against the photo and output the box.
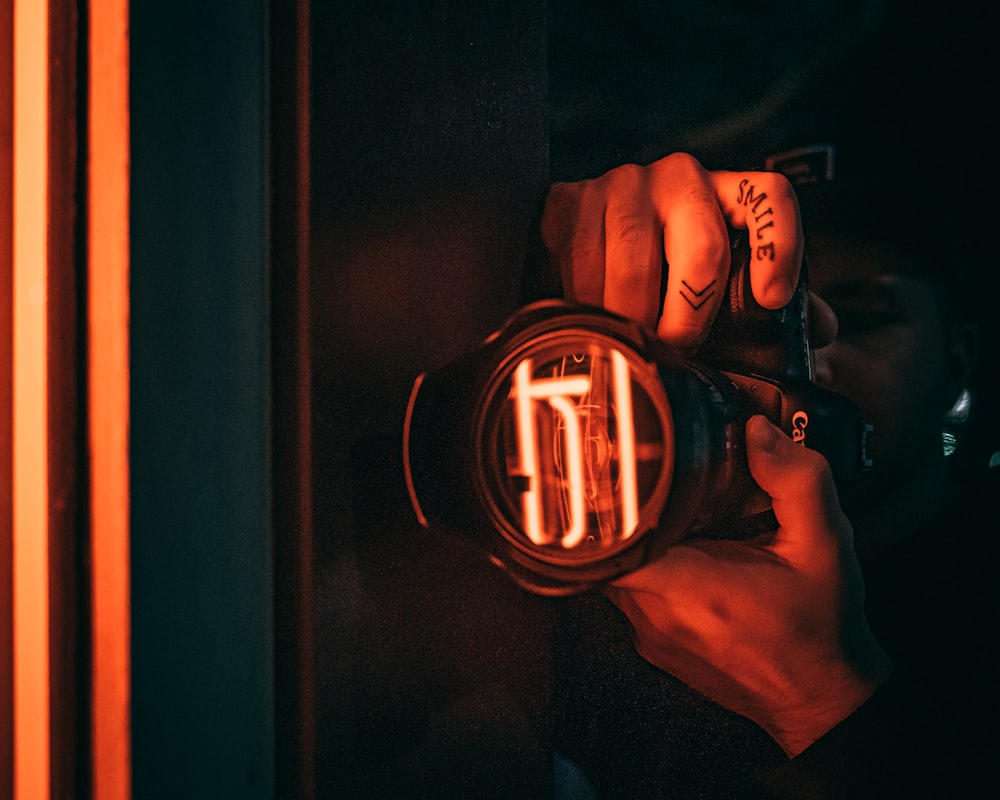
[737,178,776,261]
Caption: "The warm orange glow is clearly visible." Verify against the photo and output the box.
[510,348,642,549]
[513,360,542,541]
[611,349,638,538]
[512,359,591,545]
[88,0,131,798]
[547,394,586,547]
[12,1,50,798]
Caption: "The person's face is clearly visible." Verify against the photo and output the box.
[807,233,962,517]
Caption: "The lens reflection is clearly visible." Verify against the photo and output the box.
[481,333,673,564]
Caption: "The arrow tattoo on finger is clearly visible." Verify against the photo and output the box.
[680,279,717,310]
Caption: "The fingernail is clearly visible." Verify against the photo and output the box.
[747,415,782,453]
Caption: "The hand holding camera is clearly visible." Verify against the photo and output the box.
[540,152,806,346]
[404,156,870,595]
[403,152,893,753]
[538,152,890,755]
[608,412,892,756]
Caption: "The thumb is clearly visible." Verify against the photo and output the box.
[744,415,852,560]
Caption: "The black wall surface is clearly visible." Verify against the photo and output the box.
[308,2,554,796]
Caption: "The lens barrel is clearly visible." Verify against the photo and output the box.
[403,300,870,595]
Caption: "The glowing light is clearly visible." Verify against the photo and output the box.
[13,1,51,798]
[514,358,590,548]
[513,359,544,542]
[88,0,132,797]
[513,359,591,545]
[509,347,641,549]
[611,350,638,538]
[548,395,586,548]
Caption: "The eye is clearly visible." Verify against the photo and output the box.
[830,308,898,340]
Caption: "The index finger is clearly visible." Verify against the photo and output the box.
[710,171,804,310]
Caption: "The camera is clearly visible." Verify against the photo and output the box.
[402,235,872,596]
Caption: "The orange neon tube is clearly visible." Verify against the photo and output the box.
[12,1,50,798]
[88,0,132,798]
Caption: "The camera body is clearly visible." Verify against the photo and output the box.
[403,238,872,595]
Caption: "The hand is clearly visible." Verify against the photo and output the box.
[541,153,805,350]
[604,415,893,757]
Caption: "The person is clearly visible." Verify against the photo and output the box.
[537,142,998,798]
[319,3,1000,796]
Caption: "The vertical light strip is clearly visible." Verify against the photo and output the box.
[12,0,49,798]
[88,0,131,798]
[611,350,638,538]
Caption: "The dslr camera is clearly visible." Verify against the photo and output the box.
[402,236,872,595]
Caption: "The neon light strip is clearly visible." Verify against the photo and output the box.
[88,0,132,796]
[518,373,591,398]
[611,350,638,538]
[513,358,594,547]
[514,360,544,543]
[13,1,50,797]
[548,396,586,548]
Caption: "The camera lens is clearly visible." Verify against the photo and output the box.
[404,299,865,595]
[475,330,676,566]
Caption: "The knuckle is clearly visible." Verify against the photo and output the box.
[684,182,719,227]
[565,232,603,267]
[757,170,797,203]
[604,161,645,189]
[607,199,653,248]
[657,151,705,177]
[797,446,835,488]
[600,164,648,212]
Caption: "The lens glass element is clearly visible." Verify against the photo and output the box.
[477,331,673,565]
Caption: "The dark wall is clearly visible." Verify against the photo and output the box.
[308,2,554,796]
[130,3,274,797]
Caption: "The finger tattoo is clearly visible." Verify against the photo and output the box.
[679,278,717,310]
[737,178,776,262]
